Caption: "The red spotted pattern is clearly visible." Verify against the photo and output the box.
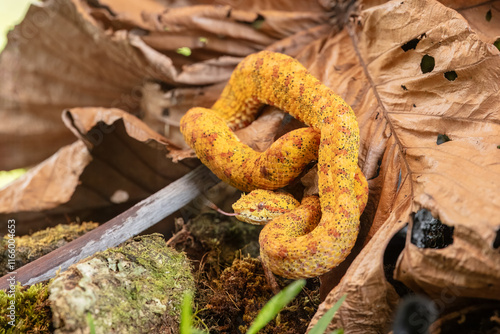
[180,51,369,278]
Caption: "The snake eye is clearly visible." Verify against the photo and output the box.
[257,202,265,211]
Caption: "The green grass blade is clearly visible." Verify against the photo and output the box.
[86,312,96,334]
[308,294,346,334]
[180,292,209,334]
[246,279,306,334]
[180,292,194,334]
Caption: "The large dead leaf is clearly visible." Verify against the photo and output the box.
[0,108,197,235]
[0,0,334,170]
[302,0,500,332]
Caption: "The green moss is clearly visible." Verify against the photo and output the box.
[0,282,52,333]
[184,211,319,333]
[49,234,194,334]
[197,256,320,333]
[0,222,99,276]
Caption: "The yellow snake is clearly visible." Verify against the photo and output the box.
[180,51,368,278]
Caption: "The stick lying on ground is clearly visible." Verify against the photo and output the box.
[0,165,218,290]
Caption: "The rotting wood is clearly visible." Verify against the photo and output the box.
[0,165,219,290]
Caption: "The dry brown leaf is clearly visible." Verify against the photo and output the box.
[456,2,500,43]
[0,141,92,215]
[0,0,334,170]
[0,107,197,234]
[84,0,169,30]
[0,0,173,169]
[141,5,329,57]
[303,0,500,332]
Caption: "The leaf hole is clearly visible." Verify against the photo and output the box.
[493,228,500,249]
[444,71,457,81]
[383,225,413,297]
[177,47,192,57]
[436,134,451,145]
[401,33,426,52]
[251,14,265,30]
[420,55,435,73]
[411,209,454,249]
[401,38,420,52]
[486,9,492,22]
[494,38,500,51]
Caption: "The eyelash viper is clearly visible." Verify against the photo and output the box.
[180,50,368,279]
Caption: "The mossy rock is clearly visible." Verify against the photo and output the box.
[49,233,194,334]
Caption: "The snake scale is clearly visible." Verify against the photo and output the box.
[180,51,368,278]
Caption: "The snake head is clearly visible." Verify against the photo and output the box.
[232,189,300,225]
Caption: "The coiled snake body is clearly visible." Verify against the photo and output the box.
[180,51,368,278]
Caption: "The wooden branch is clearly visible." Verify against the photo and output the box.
[0,165,219,290]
